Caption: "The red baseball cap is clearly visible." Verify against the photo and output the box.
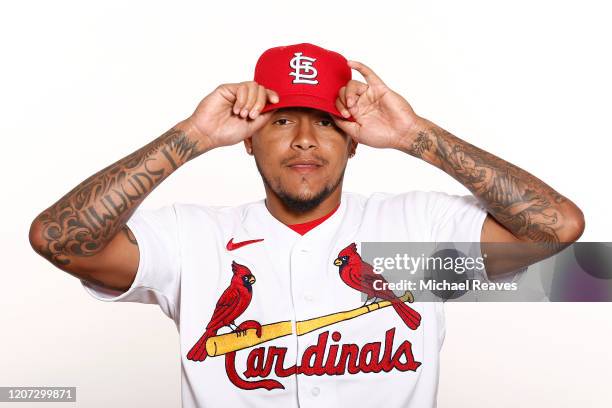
[254,43,355,121]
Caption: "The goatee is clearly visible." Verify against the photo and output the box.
[256,161,344,214]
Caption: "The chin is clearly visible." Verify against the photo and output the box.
[273,181,336,213]
[285,186,321,202]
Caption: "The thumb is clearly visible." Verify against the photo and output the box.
[332,115,359,138]
[247,110,273,133]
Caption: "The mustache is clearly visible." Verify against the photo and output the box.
[281,154,329,166]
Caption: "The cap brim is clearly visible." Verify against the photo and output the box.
[260,93,356,122]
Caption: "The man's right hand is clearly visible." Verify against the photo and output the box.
[185,81,280,149]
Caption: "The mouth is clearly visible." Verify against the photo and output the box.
[334,258,342,266]
[285,158,324,174]
[248,276,256,284]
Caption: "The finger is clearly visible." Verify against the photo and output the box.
[331,114,359,138]
[250,87,279,119]
[249,85,267,119]
[234,84,247,115]
[338,86,347,107]
[216,82,239,105]
[265,88,280,104]
[241,82,259,118]
[347,60,386,87]
[345,80,368,108]
[247,110,273,133]
[335,96,350,118]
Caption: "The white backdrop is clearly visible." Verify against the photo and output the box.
[1,0,610,407]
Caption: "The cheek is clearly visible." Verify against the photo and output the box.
[323,140,350,166]
[253,132,290,157]
[325,133,351,153]
[253,139,280,165]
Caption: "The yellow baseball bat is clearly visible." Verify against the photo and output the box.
[205,291,414,357]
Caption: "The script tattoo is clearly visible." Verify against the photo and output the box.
[34,127,200,266]
[405,125,568,247]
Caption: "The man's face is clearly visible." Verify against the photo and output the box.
[245,107,356,212]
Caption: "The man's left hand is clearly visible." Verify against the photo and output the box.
[332,60,421,149]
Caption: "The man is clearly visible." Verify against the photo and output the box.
[29,43,584,407]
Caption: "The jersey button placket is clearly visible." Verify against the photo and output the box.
[290,240,310,403]
[299,245,315,301]
[291,240,318,407]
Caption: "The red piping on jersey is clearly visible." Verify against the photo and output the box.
[286,202,340,235]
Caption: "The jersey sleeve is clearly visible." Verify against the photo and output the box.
[424,191,490,281]
[80,204,181,322]
[425,191,488,243]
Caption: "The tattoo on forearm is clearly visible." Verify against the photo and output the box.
[410,134,434,157]
[405,125,568,246]
[35,127,200,266]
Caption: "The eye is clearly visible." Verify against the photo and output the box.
[318,119,334,127]
[273,118,290,125]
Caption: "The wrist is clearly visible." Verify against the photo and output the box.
[175,117,217,154]
[394,115,429,154]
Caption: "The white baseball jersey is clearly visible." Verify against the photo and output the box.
[81,190,488,408]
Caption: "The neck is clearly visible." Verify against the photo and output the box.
[264,184,342,225]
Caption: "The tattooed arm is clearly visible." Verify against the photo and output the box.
[331,60,585,277]
[28,121,207,290]
[398,117,585,275]
[29,81,279,291]
[401,116,585,243]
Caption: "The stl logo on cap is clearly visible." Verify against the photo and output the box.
[254,42,355,121]
[289,52,319,85]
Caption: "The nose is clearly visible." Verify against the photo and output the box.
[291,119,318,151]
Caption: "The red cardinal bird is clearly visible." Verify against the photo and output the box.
[187,261,256,362]
[334,243,421,330]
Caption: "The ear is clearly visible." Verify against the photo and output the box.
[243,137,253,155]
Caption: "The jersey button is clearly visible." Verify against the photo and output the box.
[311,387,320,396]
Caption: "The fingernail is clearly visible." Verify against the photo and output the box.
[250,109,258,118]
[272,96,279,103]
[241,109,248,117]
[342,110,350,118]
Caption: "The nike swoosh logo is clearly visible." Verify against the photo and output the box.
[226,238,264,251]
